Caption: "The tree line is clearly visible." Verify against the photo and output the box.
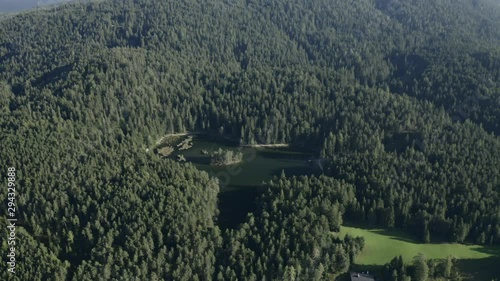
[1,0,500,279]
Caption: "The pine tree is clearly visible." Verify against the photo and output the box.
[413,254,429,281]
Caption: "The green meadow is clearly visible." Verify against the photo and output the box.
[339,226,500,265]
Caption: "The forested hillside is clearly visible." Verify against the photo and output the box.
[1,0,500,280]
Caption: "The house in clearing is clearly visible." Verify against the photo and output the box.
[350,272,375,281]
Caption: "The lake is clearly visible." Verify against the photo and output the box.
[164,135,321,228]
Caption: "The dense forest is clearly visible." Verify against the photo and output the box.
[383,254,459,281]
[1,0,500,280]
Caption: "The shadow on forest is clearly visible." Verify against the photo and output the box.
[33,63,74,88]
[456,257,500,280]
[388,53,429,83]
[470,244,500,257]
[217,185,261,229]
[343,222,421,244]
[369,229,420,244]
[382,131,424,155]
[271,165,322,179]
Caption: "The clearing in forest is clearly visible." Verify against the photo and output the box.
[339,226,500,265]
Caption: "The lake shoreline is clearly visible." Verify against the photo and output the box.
[241,143,290,148]
[156,132,291,149]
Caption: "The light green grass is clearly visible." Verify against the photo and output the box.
[338,226,500,265]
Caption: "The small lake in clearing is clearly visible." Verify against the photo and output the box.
[160,135,322,228]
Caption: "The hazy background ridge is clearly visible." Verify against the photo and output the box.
[0,0,73,13]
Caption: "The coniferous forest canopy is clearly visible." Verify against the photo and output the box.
[1,0,500,280]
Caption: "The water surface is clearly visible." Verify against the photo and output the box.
[169,135,321,228]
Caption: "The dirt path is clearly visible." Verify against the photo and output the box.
[154,132,290,148]
[155,132,201,145]
[242,143,290,148]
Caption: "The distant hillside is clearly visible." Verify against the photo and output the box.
[1,0,500,280]
[0,0,74,13]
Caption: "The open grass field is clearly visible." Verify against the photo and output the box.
[339,226,500,265]
[337,226,500,280]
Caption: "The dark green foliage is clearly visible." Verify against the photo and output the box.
[0,113,221,280]
[210,148,243,166]
[1,0,500,279]
[218,174,362,280]
[384,254,459,281]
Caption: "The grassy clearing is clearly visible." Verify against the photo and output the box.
[155,133,190,146]
[338,226,500,265]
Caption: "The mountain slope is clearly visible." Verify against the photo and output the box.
[1,0,500,280]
